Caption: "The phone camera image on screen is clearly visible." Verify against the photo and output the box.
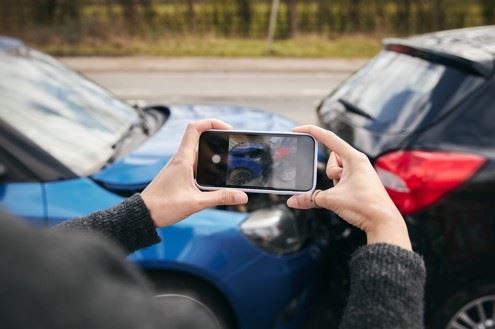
[226,135,297,189]
[196,130,316,193]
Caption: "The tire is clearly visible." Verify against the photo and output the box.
[147,272,236,329]
[278,165,296,182]
[429,282,495,329]
[227,168,253,185]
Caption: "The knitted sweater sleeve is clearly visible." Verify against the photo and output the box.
[339,243,426,329]
[54,194,160,253]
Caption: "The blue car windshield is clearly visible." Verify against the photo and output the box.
[0,48,139,175]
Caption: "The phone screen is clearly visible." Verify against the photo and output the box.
[196,131,316,193]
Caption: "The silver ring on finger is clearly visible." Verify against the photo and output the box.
[310,189,323,209]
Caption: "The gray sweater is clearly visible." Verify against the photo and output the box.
[0,194,425,329]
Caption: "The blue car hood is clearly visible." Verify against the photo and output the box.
[92,104,296,190]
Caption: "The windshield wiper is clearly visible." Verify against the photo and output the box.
[106,107,152,166]
[106,123,138,165]
[112,124,135,150]
[135,107,151,135]
[338,98,374,120]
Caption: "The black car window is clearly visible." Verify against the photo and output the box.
[319,50,485,134]
[0,48,139,175]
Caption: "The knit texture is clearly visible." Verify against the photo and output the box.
[0,208,164,329]
[339,243,426,329]
[55,194,160,253]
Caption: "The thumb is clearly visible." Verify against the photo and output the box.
[287,191,314,209]
[287,189,340,210]
[199,189,248,209]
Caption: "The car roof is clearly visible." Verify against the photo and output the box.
[0,36,23,52]
[384,25,495,77]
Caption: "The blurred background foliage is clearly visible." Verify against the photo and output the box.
[0,0,494,57]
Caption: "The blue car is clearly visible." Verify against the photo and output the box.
[227,143,272,185]
[0,36,329,329]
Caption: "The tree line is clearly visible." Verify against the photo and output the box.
[1,0,494,41]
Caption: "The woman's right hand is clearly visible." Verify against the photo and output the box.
[287,125,412,251]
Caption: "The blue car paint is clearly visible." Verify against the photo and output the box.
[227,144,269,179]
[0,38,325,328]
[4,175,323,328]
[43,178,123,224]
[94,104,296,189]
[228,156,264,178]
[0,36,22,50]
[130,210,324,329]
[0,183,45,226]
[220,247,324,328]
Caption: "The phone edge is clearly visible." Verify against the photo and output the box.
[195,130,319,195]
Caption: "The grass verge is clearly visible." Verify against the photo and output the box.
[36,35,381,57]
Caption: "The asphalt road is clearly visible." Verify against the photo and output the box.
[62,57,366,124]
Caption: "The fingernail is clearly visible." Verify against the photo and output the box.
[287,198,296,207]
[234,192,248,204]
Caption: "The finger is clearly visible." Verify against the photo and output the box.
[293,125,353,158]
[329,151,343,167]
[327,166,343,182]
[287,191,314,209]
[328,151,339,167]
[178,119,232,163]
[198,189,248,209]
[327,152,341,176]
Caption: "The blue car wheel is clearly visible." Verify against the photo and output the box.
[227,167,254,185]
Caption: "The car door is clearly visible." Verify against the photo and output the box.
[43,177,123,226]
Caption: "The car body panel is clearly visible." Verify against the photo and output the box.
[93,104,296,190]
[43,178,123,224]
[411,77,495,152]
[0,36,23,50]
[218,245,324,328]
[401,25,495,76]
[129,209,251,279]
[0,182,45,226]
[322,112,409,158]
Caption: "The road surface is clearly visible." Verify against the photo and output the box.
[62,57,366,124]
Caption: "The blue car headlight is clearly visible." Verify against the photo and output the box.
[240,205,307,255]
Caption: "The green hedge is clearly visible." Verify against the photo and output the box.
[0,0,493,43]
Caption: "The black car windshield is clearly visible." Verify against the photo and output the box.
[0,48,139,175]
[319,50,484,133]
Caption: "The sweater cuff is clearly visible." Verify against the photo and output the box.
[350,243,425,281]
[340,243,426,329]
[349,243,426,307]
[112,194,161,252]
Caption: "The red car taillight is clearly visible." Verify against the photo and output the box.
[375,151,485,215]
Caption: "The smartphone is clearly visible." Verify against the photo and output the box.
[195,130,317,195]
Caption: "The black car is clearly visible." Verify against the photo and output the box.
[317,26,495,329]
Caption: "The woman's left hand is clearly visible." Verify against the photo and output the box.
[140,119,248,228]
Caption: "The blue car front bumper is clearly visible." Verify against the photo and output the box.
[130,208,325,329]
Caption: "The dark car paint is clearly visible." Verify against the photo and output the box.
[317,26,495,325]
